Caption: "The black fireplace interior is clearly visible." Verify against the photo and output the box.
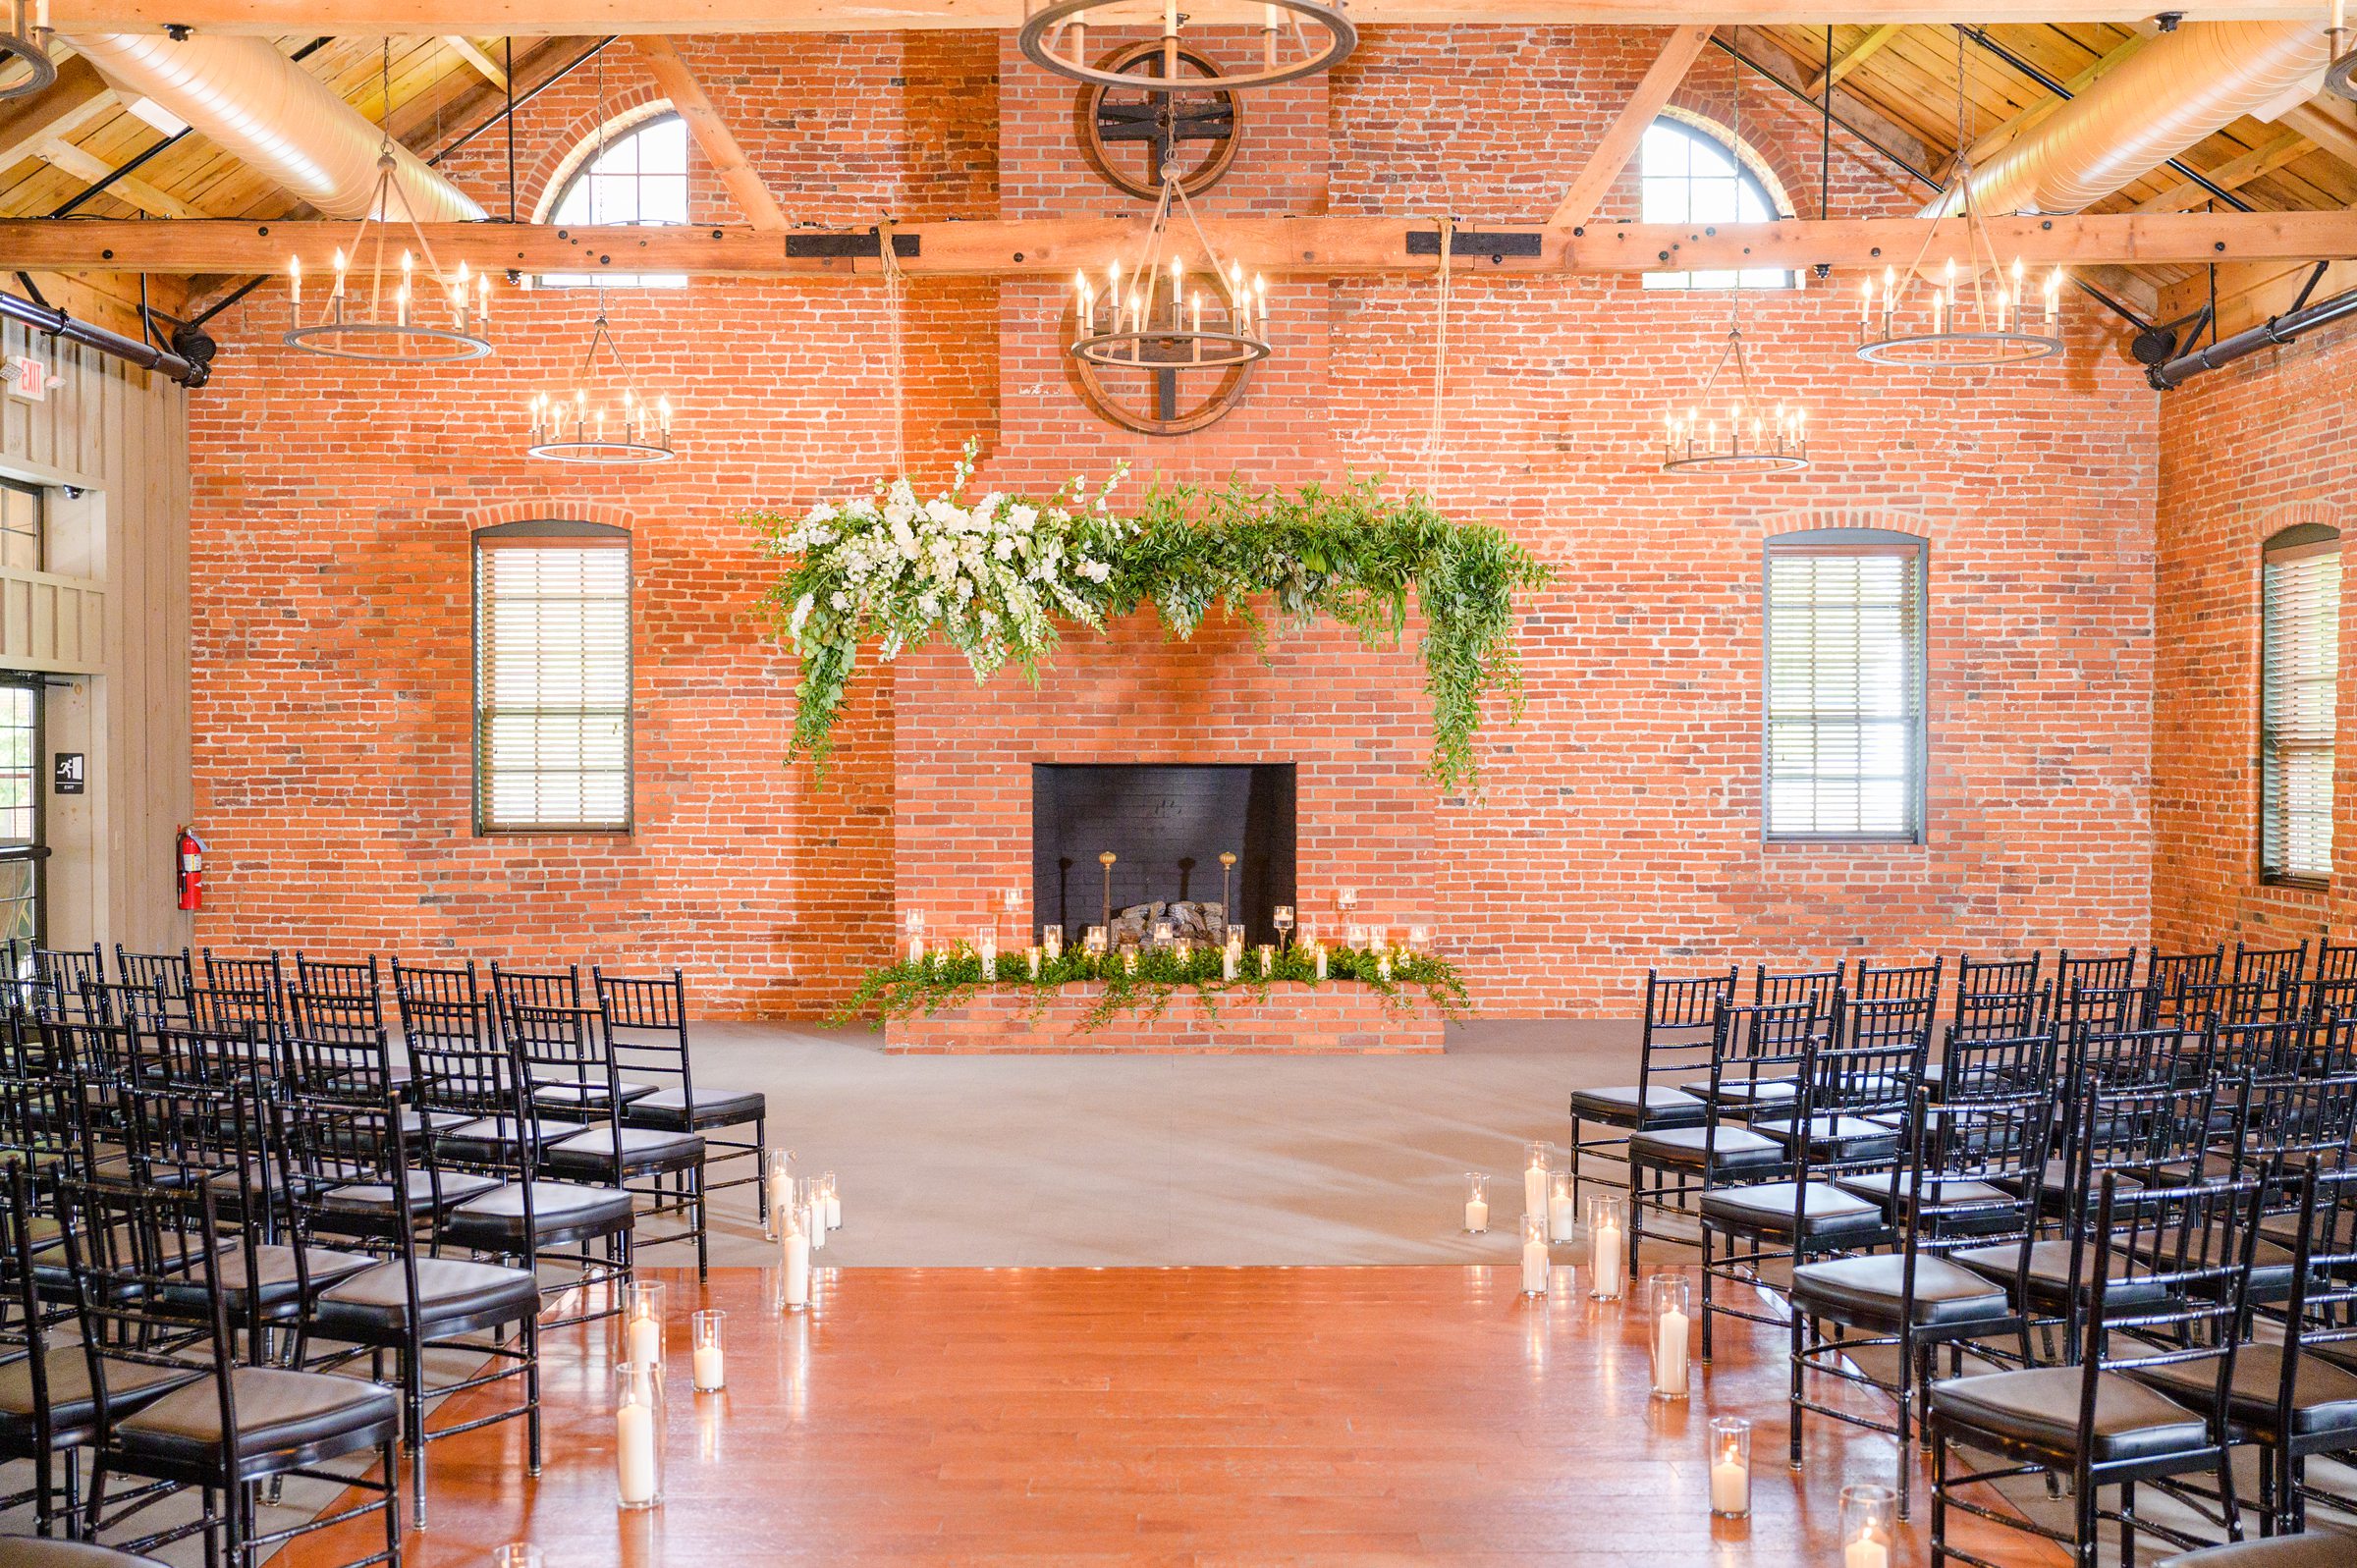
[1032,764,1297,946]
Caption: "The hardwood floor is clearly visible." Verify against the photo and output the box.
[276,1264,2069,1566]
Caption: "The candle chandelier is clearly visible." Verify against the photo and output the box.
[1660,323,1809,475]
[1019,0,1354,93]
[1069,164,1270,371]
[284,44,492,363]
[522,297,678,463]
[2329,0,2357,98]
[1857,32,2063,368]
[0,0,56,101]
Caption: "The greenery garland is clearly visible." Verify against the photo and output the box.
[749,451,1550,793]
[834,942,1473,1035]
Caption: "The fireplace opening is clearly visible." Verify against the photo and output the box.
[1032,764,1297,947]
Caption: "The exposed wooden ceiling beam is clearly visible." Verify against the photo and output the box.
[630,35,788,232]
[1956,29,2152,175]
[33,137,212,219]
[30,2,2340,35]
[1548,25,1712,230]
[0,56,118,175]
[1805,23,1900,97]
[2275,99,2357,171]
[2129,128,2312,214]
[19,209,2357,280]
[442,35,510,88]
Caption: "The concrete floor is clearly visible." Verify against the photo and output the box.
[676,1016,1640,1268]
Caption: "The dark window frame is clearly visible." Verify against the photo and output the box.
[1760,525,1931,846]
[0,476,44,574]
[2259,520,2340,889]
[470,518,635,837]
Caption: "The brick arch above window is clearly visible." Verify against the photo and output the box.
[464,501,640,536]
[525,95,679,225]
[1760,507,1938,549]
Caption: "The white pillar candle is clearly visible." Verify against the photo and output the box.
[616,1400,657,1507]
[1223,945,1238,981]
[1844,1536,1890,1568]
[1523,1164,1547,1218]
[1313,944,1327,980]
[692,1344,724,1392]
[1521,1227,1550,1296]
[1593,1219,1624,1298]
[1711,1455,1748,1515]
[1464,1195,1488,1231]
[627,1310,662,1368]
[1028,946,1041,979]
[806,1198,826,1249]
[782,1230,810,1309]
[1549,1190,1576,1245]
[1656,1304,1690,1397]
[979,935,996,981]
[824,1177,842,1231]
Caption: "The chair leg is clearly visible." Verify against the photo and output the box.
[2218,1442,2244,1542]
[82,1455,108,1543]
[1929,1420,1948,1568]
[751,1113,768,1223]
[525,1308,544,1477]
[1626,1162,1646,1278]
[1699,1225,1715,1364]
[1568,1114,1584,1209]
[1893,1328,1913,1521]
[403,1342,429,1528]
[60,1444,79,1539]
[1787,1305,1807,1471]
[694,1161,709,1280]
[2118,1479,2135,1568]
[380,1436,404,1567]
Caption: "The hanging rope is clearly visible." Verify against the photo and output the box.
[1426,215,1453,499]
[878,213,907,476]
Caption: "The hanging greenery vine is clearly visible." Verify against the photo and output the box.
[748,448,1550,793]
[833,942,1473,1035]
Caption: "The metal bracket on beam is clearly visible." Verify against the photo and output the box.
[1404,230,1542,260]
[786,231,922,259]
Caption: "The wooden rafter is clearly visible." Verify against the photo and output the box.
[18,209,2357,280]
[0,56,118,174]
[2130,128,2313,214]
[630,35,788,232]
[442,35,510,88]
[1957,30,2152,174]
[1805,23,1899,96]
[1547,25,1714,230]
[32,137,211,219]
[30,1,2343,34]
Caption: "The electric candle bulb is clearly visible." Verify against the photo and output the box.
[288,256,301,304]
[477,273,490,318]
[1858,276,1871,328]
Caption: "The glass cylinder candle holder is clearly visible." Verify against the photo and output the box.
[1256,943,1275,977]
[1344,922,1367,949]
[1027,945,1042,979]
[1407,923,1430,950]
[1312,942,1327,980]
[1839,1485,1896,1568]
[778,1199,810,1310]
[1462,1172,1490,1233]
[1586,1192,1627,1300]
[762,1148,796,1240]
[494,1545,544,1568]
[1083,924,1106,955]
[1709,1417,1751,1519]
[1520,1214,1550,1297]
[690,1310,726,1392]
[1273,905,1295,946]
[821,1170,841,1229]
[978,932,997,980]
[1648,1274,1692,1400]
[904,908,926,964]
[1042,925,1064,961]
[802,1177,826,1251]
[620,1280,665,1373]
[1337,887,1358,912]
[1152,920,1174,948]
[614,1360,664,1510]
[1522,1141,1552,1217]
[1547,1171,1576,1244]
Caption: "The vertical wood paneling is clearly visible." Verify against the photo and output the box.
[0,319,191,952]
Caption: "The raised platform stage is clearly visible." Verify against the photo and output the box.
[881,982,1447,1054]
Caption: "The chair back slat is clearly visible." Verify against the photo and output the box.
[1951,980,2051,1043]
[391,957,481,1009]
[593,966,695,1091]
[1630,967,1737,1098]
[1851,956,1944,1004]
[114,945,193,1010]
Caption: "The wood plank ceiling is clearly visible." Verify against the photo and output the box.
[5,21,2355,328]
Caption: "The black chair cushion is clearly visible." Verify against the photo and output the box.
[1697,1181,1886,1242]
[1682,1079,1799,1111]
[538,1125,705,1180]
[115,1366,398,1472]
[1738,1113,1904,1161]
[530,1079,658,1111]
[0,1535,176,1567]
[1567,1085,1707,1130]
[2129,1343,2357,1440]
[309,1257,541,1337]
[153,1240,375,1316]
[1950,1237,2175,1310]
[0,1343,201,1440]
[2160,1531,2357,1567]
[433,1116,574,1164]
[1789,1254,2016,1330]
[620,1084,767,1132]
[437,1180,636,1252]
[1929,1365,2210,1462]
[1834,1170,2014,1212]
[1626,1125,1781,1172]
[311,1168,502,1229]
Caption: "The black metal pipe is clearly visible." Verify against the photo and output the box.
[0,291,203,386]
[2148,285,2357,389]
[429,36,615,169]
[1955,26,2255,213]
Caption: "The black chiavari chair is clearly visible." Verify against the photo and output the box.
[2232,940,2309,993]
[199,951,289,1028]
[1566,966,1735,1208]
[2149,946,2227,1028]
[113,946,193,1022]
[492,962,653,1119]
[28,947,102,1021]
[1853,955,1945,1004]
[2057,946,2139,1001]
[595,967,770,1220]
[82,978,171,1034]
[389,957,480,1010]
[291,953,385,1029]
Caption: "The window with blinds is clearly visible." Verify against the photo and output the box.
[2261,523,2341,883]
[1764,530,1928,842]
[473,521,632,833]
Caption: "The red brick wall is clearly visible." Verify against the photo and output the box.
[2150,315,2357,954]
[187,28,2160,1019]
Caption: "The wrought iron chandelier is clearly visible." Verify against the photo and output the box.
[1660,324,1809,475]
[1069,163,1269,371]
[0,0,56,101]
[523,298,677,463]
[2329,0,2357,99]
[1020,0,1354,93]
[1856,32,2063,368]
[284,44,492,363]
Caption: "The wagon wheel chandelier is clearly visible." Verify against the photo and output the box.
[1660,38,1808,477]
[2328,0,2357,98]
[0,0,56,101]
[283,42,493,363]
[1069,162,1270,372]
[1855,30,2063,368]
[1020,0,1355,93]
[523,297,677,463]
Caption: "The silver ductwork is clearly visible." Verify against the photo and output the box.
[66,32,484,222]
[1929,22,2329,217]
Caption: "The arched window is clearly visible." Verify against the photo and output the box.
[1640,115,1795,292]
[2261,522,2341,883]
[535,111,690,288]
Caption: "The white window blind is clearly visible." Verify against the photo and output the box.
[1765,537,1926,840]
[2261,529,2340,882]
[474,530,632,832]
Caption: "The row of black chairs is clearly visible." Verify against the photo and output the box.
[1574,957,2357,1566]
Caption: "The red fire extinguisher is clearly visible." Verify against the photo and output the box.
[176,826,207,912]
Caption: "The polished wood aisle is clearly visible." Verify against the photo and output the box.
[278,1265,2065,1566]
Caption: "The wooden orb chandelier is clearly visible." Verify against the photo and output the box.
[1020,0,1354,93]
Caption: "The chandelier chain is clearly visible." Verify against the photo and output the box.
[880,212,908,476]
[1428,216,1453,499]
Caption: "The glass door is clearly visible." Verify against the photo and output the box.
[0,676,45,958]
